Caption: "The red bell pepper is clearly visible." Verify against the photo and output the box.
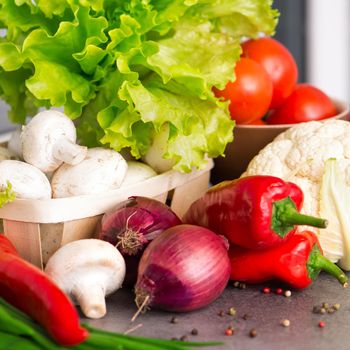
[0,234,89,346]
[229,231,348,289]
[184,175,328,249]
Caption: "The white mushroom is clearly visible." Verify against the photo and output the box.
[0,160,51,199]
[51,147,128,198]
[7,128,23,159]
[45,239,126,319]
[121,161,157,187]
[21,110,88,172]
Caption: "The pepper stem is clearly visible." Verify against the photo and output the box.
[307,245,348,287]
[272,197,328,237]
[314,254,348,286]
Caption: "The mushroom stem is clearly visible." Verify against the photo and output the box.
[44,239,126,320]
[52,138,87,166]
[73,284,106,319]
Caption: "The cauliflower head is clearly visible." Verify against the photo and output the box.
[243,119,350,268]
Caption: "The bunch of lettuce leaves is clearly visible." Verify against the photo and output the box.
[0,0,278,172]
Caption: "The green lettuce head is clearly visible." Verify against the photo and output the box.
[0,0,278,172]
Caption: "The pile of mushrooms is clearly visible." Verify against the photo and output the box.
[0,109,162,320]
[0,109,158,200]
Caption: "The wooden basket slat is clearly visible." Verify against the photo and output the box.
[40,223,63,266]
[170,170,210,218]
[3,220,43,269]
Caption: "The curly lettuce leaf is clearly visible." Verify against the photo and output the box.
[0,42,23,71]
[0,0,59,37]
[21,6,108,117]
[185,0,278,38]
[0,181,16,208]
[147,21,241,93]
[100,78,233,171]
[0,69,35,123]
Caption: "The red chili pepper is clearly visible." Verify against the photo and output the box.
[184,175,327,249]
[229,231,348,289]
[0,234,89,346]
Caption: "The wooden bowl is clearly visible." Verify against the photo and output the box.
[211,99,350,184]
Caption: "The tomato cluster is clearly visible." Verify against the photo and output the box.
[214,37,337,125]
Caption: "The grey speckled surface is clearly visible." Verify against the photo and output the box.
[84,272,350,350]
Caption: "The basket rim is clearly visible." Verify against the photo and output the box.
[0,158,213,223]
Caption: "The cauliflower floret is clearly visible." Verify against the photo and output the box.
[275,120,322,142]
[286,138,344,181]
[245,120,350,202]
[244,119,350,268]
[241,139,293,178]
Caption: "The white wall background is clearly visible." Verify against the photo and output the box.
[307,0,350,102]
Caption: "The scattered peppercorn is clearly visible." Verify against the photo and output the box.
[170,317,178,324]
[191,329,198,336]
[239,282,247,289]
[262,287,271,294]
[281,319,290,327]
[275,288,283,295]
[322,302,329,309]
[249,329,257,338]
[242,314,251,320]
[333,303,341,310]
[180,335,188,341]
[218,310,225,317]
[313,302,341,315]
[284,290,292,297]
[318,321,326,328]
[228,307,237,316]
[225,328,234,336]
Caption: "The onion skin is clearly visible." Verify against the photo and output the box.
[96,196,182,286]
[135,224,231,312]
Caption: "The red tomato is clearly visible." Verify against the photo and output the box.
[213,57,273,124]
[266,84,337,125]
[242,37,298,109]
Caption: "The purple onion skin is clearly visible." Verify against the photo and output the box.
[135,224,231,312]
[97,196,182,286]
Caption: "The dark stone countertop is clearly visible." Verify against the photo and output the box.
[84,273,350,350]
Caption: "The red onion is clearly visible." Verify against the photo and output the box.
[96,196,182,286]
[135,224,231,312]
